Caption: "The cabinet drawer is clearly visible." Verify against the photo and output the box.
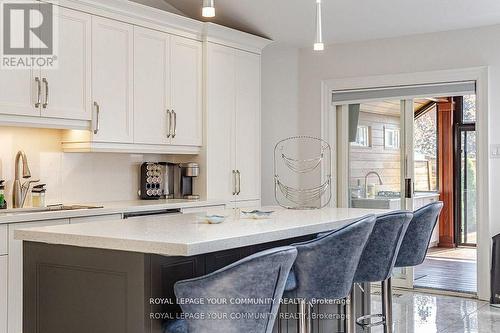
[0,225,6,255]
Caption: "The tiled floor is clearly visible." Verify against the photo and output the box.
[370,290,500,333]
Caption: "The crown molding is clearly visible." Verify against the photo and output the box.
[43,0,273,52]
[203,23,273,54]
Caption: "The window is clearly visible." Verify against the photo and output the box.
[414,105,438,192]
[352,125,370,147]
[384,127,400,149]
[463,94,476,123]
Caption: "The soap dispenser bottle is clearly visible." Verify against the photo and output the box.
[31,184,47,208]
[0,180,6,209]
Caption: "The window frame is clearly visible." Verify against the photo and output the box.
[383,126,400,150]
[351,125,371,148]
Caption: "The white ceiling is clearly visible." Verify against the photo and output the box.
[161,0,500,47]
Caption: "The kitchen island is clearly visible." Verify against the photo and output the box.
[15,207,388,333]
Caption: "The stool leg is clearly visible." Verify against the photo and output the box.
[346,287,356,333]
[306,302,312,333]
[386,278,393,333]
[298,299,309,333]
[381,278,393,333]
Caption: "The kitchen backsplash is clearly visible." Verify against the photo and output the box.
[0,127,173,206]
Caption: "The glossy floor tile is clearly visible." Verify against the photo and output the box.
[370,290,500,333]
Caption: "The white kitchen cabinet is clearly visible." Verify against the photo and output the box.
[133,27,171,145]
[0,225,7,255]
[91,16,134,143]
[0,68,36,117]
[170,36,203,146]
[0,6,91,125]
[134,29,202,147]
[206,43,261,203]
[206,44,235,202]
[234,50,261,201]
[41,7,92,120]
[7,219,69,333]
[0,256,7,333]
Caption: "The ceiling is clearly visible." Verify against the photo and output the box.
[360,99,434,116]
[160,0,500,47]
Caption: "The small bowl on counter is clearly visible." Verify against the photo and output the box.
[240,210,274,220]
[204,215,226,224]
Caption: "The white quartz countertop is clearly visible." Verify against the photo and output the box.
[0,199,226,224]
[15,207,389,256]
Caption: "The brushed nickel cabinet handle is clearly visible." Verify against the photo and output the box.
[232,170,236,195]
[166,109,171,138]
[35,77,41,108]
[42,78,49,108]
[172,110,177,138]
[93,101,100,134]
[236,170,241,195]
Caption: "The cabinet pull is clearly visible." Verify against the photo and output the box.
[42,78,49,108]
[172,110,177,138]
[166,109,171,138]
[93,101,100,134]
[232,170,236,195]
[35,77,41,108]
[236,170,241,195]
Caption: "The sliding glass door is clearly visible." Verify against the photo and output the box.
[455,95,477,246]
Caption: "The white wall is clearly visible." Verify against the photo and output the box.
[0,127,170,206]
[261,44,300,205]
[298,24,500,236]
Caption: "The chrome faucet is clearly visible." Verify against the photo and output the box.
[364,171,383,198]
[13,151,39,208]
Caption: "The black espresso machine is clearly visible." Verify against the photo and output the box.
[139,162,200,200]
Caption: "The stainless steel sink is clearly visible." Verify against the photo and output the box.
[0,204,103,215]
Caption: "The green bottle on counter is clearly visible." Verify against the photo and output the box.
[0,180,6,209]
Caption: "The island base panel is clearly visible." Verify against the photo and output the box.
[23,238,370,333]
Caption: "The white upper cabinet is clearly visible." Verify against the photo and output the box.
[133,30,202,148]
[41,7,92,120]
[0,68,36,117]
[91,16,134,143]
[133,27,171,145]
[170,36,203,147]
[0,5,91,125]
[234,50,261,201]
[205,43,261,203]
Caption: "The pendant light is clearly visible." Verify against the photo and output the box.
[314,0,324,51]
[202,0,216,18]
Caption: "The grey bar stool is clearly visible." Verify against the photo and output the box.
[283,215,377,333]
[395,202,444,268]
[352,211,413,333]
[163,246,297,333]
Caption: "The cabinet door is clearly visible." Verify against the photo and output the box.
[7,219,69,333]
[234,50,261,201]
[0,256,6,333]
[133,27,170,145]
[205,44,236,201]
[170,36,202,146]
[0,68,38,116]
[41,8,91,120]
[91,17,134,143]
